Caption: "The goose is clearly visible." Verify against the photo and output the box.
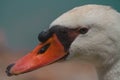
[6,4,120,80]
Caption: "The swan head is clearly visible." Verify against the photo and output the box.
[6,4,120,76]
[50,4,120,65]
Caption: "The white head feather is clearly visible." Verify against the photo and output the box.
[50,4,120,69]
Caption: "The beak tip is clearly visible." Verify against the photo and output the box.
[5,71,13,77]
[6,63,15,76]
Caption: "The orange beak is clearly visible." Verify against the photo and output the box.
[7,34,67,75]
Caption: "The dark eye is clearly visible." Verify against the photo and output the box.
[37,43,50,54]
[79,28,89,34]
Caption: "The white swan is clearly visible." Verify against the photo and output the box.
[6,4,120,80]
[50,4,120,80]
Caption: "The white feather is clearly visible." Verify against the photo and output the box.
[50,4,120,80]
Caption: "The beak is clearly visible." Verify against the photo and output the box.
[6,34,67,76]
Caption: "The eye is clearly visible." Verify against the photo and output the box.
[37,43,50,54]
[79,27,89,34]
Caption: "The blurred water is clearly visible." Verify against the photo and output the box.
[0,0,120,50]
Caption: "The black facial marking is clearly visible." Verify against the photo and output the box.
[38,25,80,52]
[38,29,53,42]
[49,25,79,51]
[37,43,50,54]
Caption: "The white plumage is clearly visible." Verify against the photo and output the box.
[50,4,120,80]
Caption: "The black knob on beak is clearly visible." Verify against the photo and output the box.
[6,63,15,76]
[38,29,52,42]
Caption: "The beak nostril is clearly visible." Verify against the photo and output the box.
[6,63,15,76]
[37,43,51,54]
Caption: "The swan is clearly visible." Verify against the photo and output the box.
[6,4,120,80]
